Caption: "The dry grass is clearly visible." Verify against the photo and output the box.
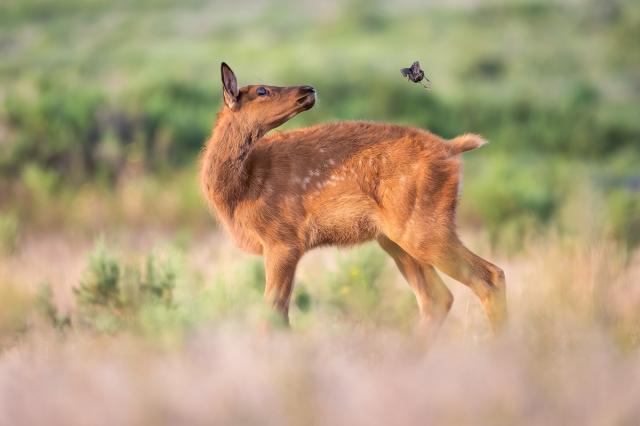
[0,230,639,425]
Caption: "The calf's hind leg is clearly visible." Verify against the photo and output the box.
[378,236,453,337]
[433,238,507,333]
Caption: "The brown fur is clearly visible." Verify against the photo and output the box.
[200,63,507,335]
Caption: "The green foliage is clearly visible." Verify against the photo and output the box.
[20,164,61,200]
[141,256,176,304]
[75,243,121,308]
[239,258,267,293]
[134,80,215,165]
[343,0,387,32]
[0,212,20,254]
[0,0,638,250]
[295,285,312,313]
[35,283,71,330]
[606,189,640,248]
[325,244,387,319]
[73,242,176,333]
[2,84,104,179]
[462,155,560,248]
[1,81,214,182]
[1,0,639,183]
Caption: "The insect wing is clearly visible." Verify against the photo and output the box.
[400,67,412,77]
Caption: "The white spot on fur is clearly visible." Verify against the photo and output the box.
[302,176,311,189]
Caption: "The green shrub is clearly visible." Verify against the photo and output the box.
[3,76,639,184]
[21,164,61,201]
[0,212,20,254]
[238,258,266,293]
[133,80,215,165]
[462,155,560,249]
[73,242,176,332]
[325,243,387,319]
[606,189,640,248]
[1,79,214,182]
[74,243,121,309]
[35,283,71,330]
[2,84,104,179]
[295,285,312,313]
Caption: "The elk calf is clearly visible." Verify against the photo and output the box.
[200,63,507,335]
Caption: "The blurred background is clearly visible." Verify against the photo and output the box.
[1,0,638,246]
[0,1,640,423]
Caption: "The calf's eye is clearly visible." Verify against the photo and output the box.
[256,87,267,96]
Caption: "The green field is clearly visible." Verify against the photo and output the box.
[1,0,640,424]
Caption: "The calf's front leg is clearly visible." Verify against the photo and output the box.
[263,245,301,325]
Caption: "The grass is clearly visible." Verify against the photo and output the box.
[0,229,639,424]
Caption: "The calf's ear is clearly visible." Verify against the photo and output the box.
[221,62,239,109]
